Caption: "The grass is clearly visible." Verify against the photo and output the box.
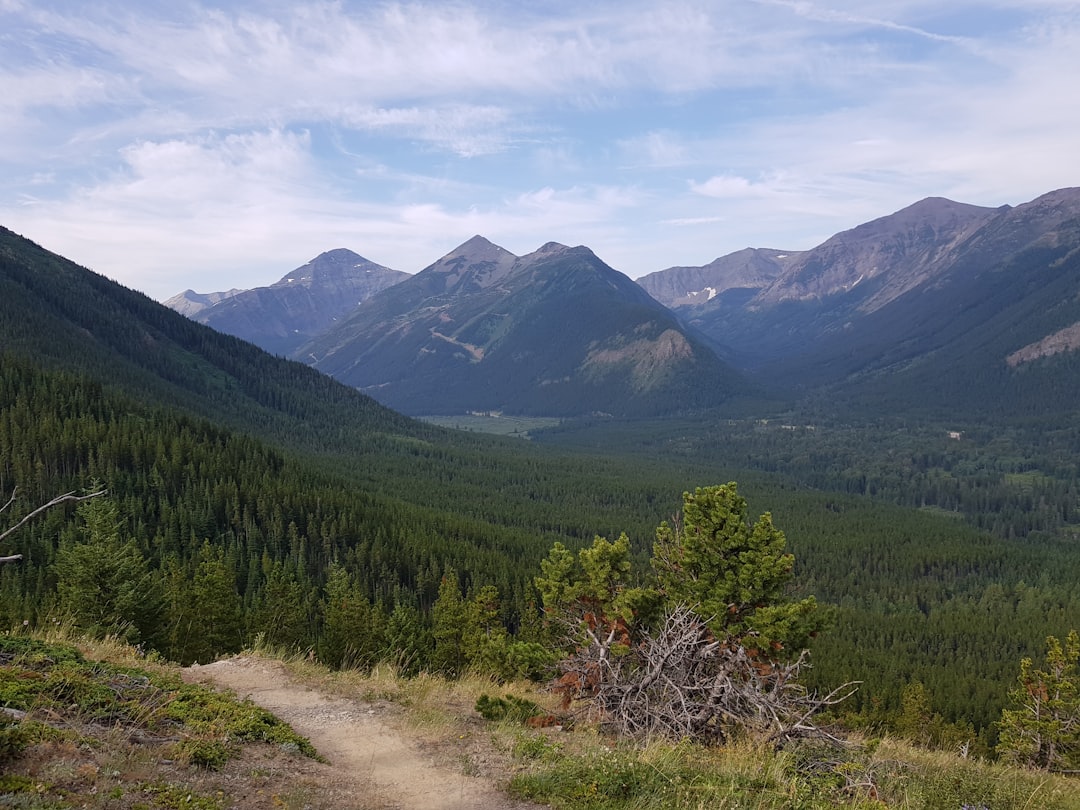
[4,630,1080,809]
[504,732,1080,810]
[261,650,1080,809]
[0,629,325,809]
[418,413,562,437]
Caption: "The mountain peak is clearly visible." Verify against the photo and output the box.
[275,248,389,286]
[301,236,741,416]
[536,241,571,254]
[749,196,998,309]
[423,236,519,291]
[168,250,408,356]
[441,235,517,264]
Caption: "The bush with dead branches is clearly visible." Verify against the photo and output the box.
[536,483,856,746]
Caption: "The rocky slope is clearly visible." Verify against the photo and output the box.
[636,247,798,308]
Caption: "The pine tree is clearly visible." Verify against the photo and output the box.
[998,630,1080,771]
[537,482,842,744]
[653,483,824,655]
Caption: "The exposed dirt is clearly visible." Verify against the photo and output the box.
[183,656,541,810]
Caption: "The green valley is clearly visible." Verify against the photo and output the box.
[2,224,1079,764]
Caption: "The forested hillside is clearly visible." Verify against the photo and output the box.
[3,226,1079,754]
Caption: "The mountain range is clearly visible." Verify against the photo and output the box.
[4,202,1080,740]
[164,187,1080,419]
[300,236,741,416]
[662,188,1080,416]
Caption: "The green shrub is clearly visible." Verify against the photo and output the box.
[173,738,235,771]
[0,721,30,762]
[513,732,562,761]
[475,693,542,723]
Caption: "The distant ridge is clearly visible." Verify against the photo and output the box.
[637,248,798,309]
[164,287,242,317]
[167,249,409,356]
[644,187,1080,416]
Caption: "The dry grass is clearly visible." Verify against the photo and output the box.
[6,631,1080,810]
[0,630,342,810]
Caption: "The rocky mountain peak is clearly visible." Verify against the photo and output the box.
[274,248,384,286]
[425,236,518,290]
[534,241,571,255]
[438,235,517,266]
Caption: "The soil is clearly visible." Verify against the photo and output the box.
[182,656,543,810]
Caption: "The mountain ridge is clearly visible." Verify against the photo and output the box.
[648,187,1080,416]
[637,247,799,308]
[300,236,743,416]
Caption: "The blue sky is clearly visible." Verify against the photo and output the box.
[2,0,1078,300]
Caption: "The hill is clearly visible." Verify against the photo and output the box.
[300,236,743,416]
[7,637,1080,810]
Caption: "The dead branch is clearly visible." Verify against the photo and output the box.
[550,603,857,746]
[0,487,107,562]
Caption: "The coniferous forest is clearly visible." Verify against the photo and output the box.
[3,225,1080,757]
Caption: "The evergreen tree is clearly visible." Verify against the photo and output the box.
[537,483,839,744]
[167,542,244,664]
[383,595,432,677]
[998,630,1080,771]
[53,496,162,644]
[431,569,469,676]
[462,584,509,675]
[318,563,384,670]
[653,483,824,655]
[250,558,311,652]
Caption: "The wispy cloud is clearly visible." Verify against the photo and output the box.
[1,1,1078,297]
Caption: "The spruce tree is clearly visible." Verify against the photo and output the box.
[318,562,384,670]
[431,569,468,676]
[166,542,244,664]
[53,496,162,644]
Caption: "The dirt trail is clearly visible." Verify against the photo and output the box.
[183,656,538,810]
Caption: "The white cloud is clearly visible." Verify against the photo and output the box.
[339,104,517,157]
[664,216,728,226]
[2,0,1079,295]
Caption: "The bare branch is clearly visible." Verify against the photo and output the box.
[0,487,16,516]
[0,488,108,562]
[548,603,856,746]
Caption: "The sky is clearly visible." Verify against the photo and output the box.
[2,1,1079,301]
